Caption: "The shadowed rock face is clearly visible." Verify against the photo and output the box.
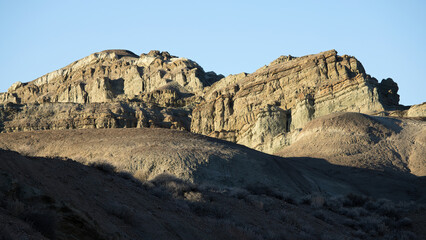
[0,49,412,152]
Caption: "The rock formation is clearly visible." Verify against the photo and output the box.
[191,50,401,153]
[0,102,191,132]
[0,49,222,105]
[1,49,425,240]
[1,49,421,153]
[0,49,222,133]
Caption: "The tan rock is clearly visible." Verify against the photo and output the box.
[0,102,190,133]
[2,49,223,105]
[0,49,416,154]
[191,50,401,153]
[407,103,426,118]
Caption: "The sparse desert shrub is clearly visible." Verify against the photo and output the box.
[298,227,317,240]
[312,209,326,220]
[184,191,203,202]
[364,199,381,211]
[338,207,368,219]
[386,230,417,240]
[0,225,32,240]
[298,193,327,207]
[358,216,382,235]
[376,199,400,219]
[0,225,13,240]
[395,201,418,211]
[88,161,116,174]
[244,194,276,211]
[299,195,312,205]
[149,186,172,200]
[319,233,344,240]
[173,199,190,211]
[104,201,136,225]
[227,187,250,200]
[134,169,149,182]
[310,194,325,208]
[343,193,369,207]
[352,229,367,238]
[342,218,358,228]
[324,196,343,210]
[245,183,281,199]
[6,199,26,217]
[22,210,57,239]
[344,208,360,218]
[150,174,197,198]
[312,210,334,224]
[216,220,263,240]
[282,193,297,205]
[4,198,56,238]
[117,171,133,180]
[281,211,302,228]
[396,217,413,228]
[272,209,287,222]
[189,202,228,218]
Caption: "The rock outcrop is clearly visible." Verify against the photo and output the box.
[1,49,419,153]
[0,102,191,133]
[0,49,222,105]
[0,49,220,133]
[191,50,402,153]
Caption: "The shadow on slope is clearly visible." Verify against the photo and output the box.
[0,127,425,203]
[0,128,313,196]
[1,149,425,240]
[283,157,426,203]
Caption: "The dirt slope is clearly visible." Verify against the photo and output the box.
[277,112,426,176]
[0,128,425,203]
[0,128,312,195]
[1,149,425,240]
[1,149,382,240]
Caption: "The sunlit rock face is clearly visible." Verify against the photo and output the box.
[191,50,401,153]
[1,49,407,153]
[1,49,222,104]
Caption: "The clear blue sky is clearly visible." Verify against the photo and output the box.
[0,0,424,105]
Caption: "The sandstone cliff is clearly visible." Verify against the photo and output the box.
[0,49,222,105]
[191,50,401,153]
[0,49,222,133]
[1,49,416,153]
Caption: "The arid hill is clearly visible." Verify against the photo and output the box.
[277,112,426,176]
[1,139,425,239]
[0,49,425,239]
[2,49,423,153]
[0,127,424,203]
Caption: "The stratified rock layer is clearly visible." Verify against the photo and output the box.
[0,49,222,105]
[191,50,401,153]
[1,49,416,153]
[0,102,191,133]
